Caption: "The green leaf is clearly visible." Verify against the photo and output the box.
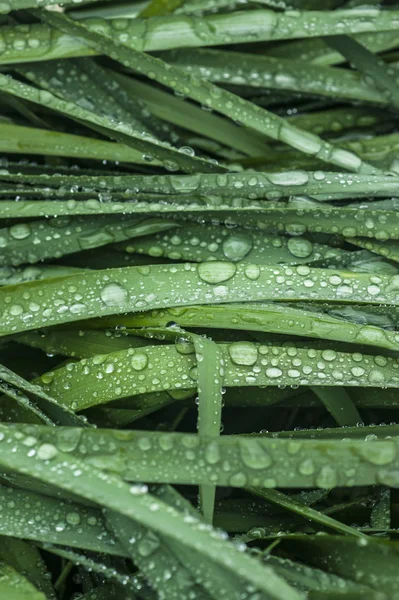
[3,424,399,489]
[0,562,46,600]
[34,9,377,173]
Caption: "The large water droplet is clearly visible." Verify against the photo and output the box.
[100,283,128,306]
[228,342,258,366]
[198,261,236,284]
[222,233,253,262]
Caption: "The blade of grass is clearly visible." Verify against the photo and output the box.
[0,215,176,266]
[0,73,221,174]
[0,122,163,164]
[0,537,56,599]
[0,562,46,600]
[192,333,223,523]
[92,302,399,354]
[3,9,399,64]
[325,35,399,110]
[246,487,365,537]
[309,387,361,426]
[2,261,399,336]
[2,423,399,489]
[0,429,304,599]
[34,9,379,174]
[164,48,391,107]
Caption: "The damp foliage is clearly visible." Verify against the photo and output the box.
[1,1,399,599]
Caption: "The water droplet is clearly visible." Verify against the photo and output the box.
[360,442,396,465]
[287,237,313,258]
[100,283,128,307]
[244,264,260,280]
[239,439,272,469]
[66,512,81,526]
[198,261,236,284]
[37,444,58,461]
[315,465,337,489]
[228,342,258,366]
[131,352,148,371]
[222,233,253,262]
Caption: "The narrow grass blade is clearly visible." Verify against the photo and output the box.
[139,0,187,17]
[0,123,162,164]
[0,484,124,555]
[0,265,84,286]
[370,487,391,531]
[267,30,399,66]
[2,9,399,64]
[94,302,399,354]
[165,48,391,107]
[0,363,90,427]
[0,74,220,174]
[192,334,223,523]
[37,340,399,414]
[0,538,56,600]
[3,170,397,201]
[0,562,46,600]
[2,424,399,489]
[310,387,361,427]
[276,534,399,596]
[325,35,399,110]
[2,262,399,336]
[35,9,377,174]
[247,487,365,537]
[17,329,148,359]
[0,429,303,600]
[0,216,175,266]
[105,509,210,599]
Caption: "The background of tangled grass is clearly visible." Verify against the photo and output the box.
[0,1,399,599]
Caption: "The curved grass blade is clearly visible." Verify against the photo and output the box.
[0,216,176,267]
[116,223,345,266]
[0,562,46,600]
[37,544,139,593]
[0,363,90,428]
[262,554,376,598]
[18,57,177,145]
[309,387,361,427]
[2,261,399,337]
[2,9,399,65]
[0,484,125,556]
[325,35,399,110]
[38,341,399,413]
[0,370,54,426]
[247,487,365,537]
[17,329,148,359]
[0,74,220,174]
[0,428,303,600]
[105,509,211,600]
[165,48,390,107]
[3,423,399,490]
[35,9,378,174]
[0,123,162,164]
[267,30,399,66]
[350,237,399,264]
[113,72,271,156]
[92,302,399,354]
[276,534,399,596]
[0,538,55,599]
